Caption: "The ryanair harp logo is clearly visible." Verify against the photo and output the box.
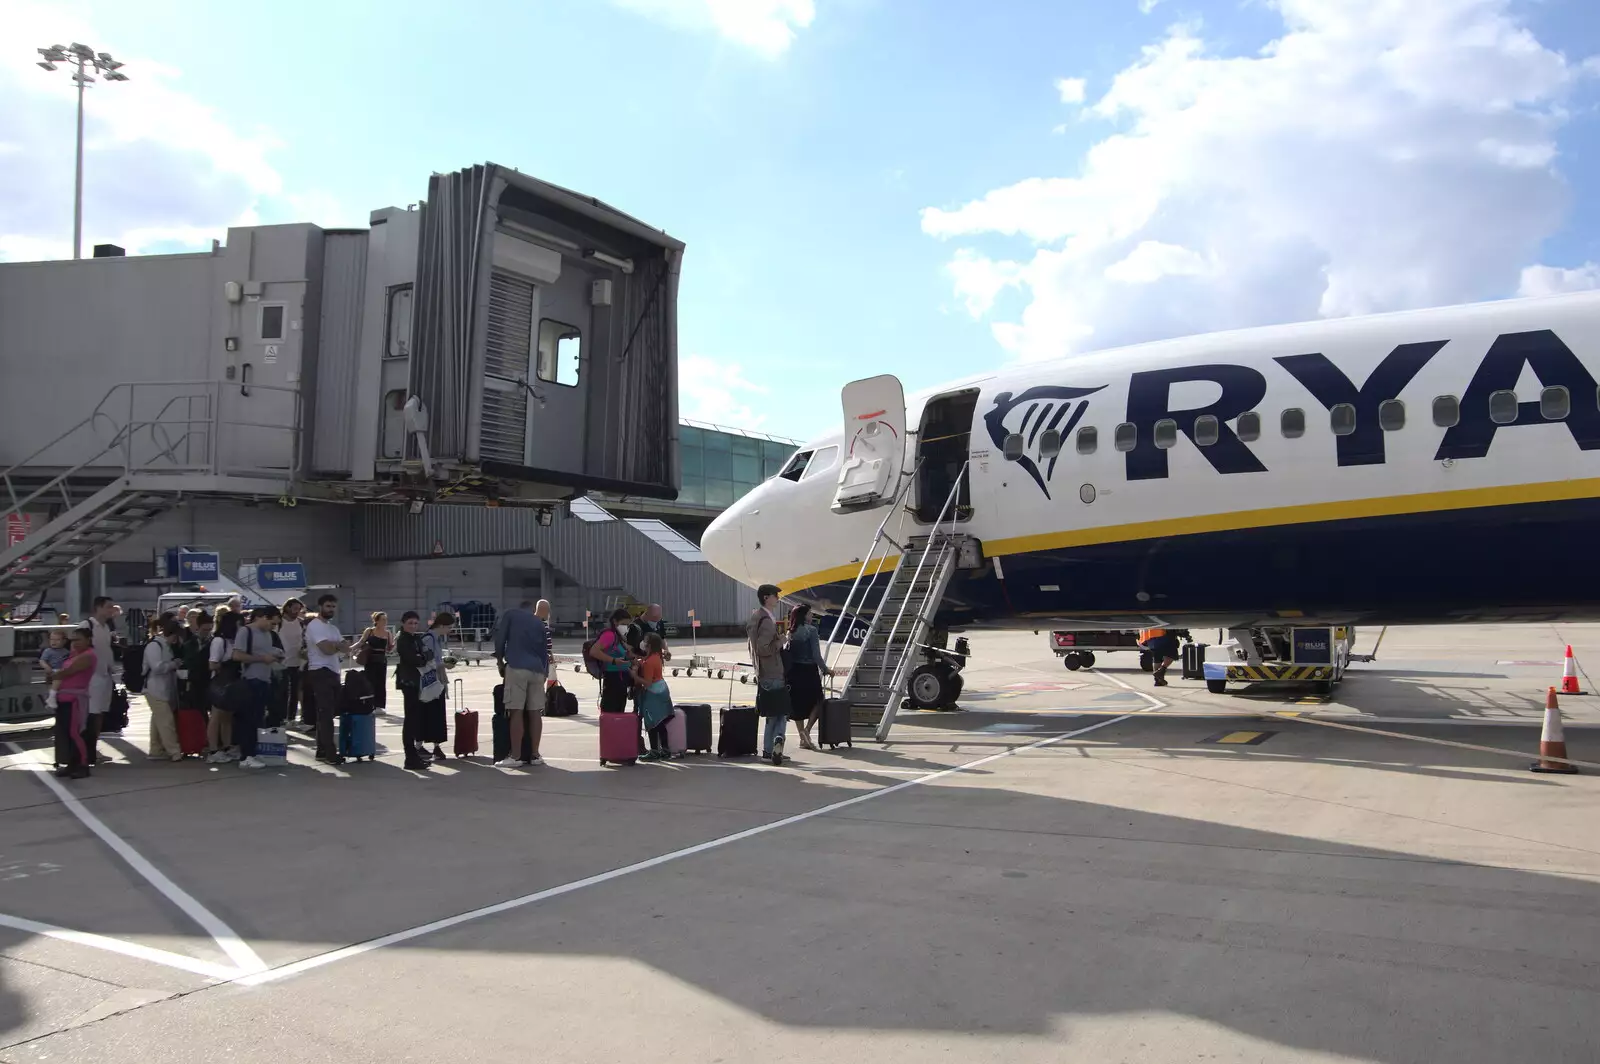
[984,385,1106,499]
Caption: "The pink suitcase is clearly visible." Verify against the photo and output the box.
[599,711,640,766]
[664,706,686,755]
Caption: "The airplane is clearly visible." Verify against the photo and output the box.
[700,288,1600,707]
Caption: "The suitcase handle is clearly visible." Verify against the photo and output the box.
[452,676,464,707]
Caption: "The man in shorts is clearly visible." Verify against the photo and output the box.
[493,599,551,768]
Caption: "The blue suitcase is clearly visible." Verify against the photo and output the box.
[339,713,377,761]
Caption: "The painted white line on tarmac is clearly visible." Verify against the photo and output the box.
[234,712,1145,987]
[1100,669,1169,711]
[3,743,267,975]
[0,911,239,981]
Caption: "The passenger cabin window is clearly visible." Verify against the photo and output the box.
[1378,399,1405,432]
[1488,389,1519,425]
[536,320,581,386]
[1236,411,1261,442]
[1113,423,1137,452]
[1330,403,1357,436]
[259,304,285,341]
[1002,433,1025,461]
[1541,385,1570,421]
[1153,419,1178,450]
[801,445,839,480]
[1432,395,1460,428]
[1281,408,1306,439]
[778,450,813,482]
[1076,426,1098,455]
[1193,414,1220,447]
[1038,429,1063,458]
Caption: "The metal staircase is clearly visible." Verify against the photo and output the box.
[0,381,302,614]
[823,462,971,742]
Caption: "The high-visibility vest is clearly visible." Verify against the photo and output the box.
[1139,628,1167,643]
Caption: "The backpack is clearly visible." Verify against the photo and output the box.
[122,643,146,694]
[583,629,616,681]
[341,669,375,715]
[545,683,579,716]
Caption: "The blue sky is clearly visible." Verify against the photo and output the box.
[5,0,1600,442]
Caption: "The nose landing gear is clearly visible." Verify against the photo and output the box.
[905,634,969,710]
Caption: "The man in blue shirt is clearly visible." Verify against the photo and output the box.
[494,599,552,768]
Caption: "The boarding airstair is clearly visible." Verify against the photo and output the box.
[822,462,971,742]
[0,381,300,614]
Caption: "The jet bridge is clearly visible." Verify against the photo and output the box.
[0,162,685,614]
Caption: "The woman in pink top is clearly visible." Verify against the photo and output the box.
[51,627,97,779]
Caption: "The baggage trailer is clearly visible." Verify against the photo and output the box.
[1049,629,1191,672]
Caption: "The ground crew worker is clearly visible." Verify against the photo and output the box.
[1140,627,1180,688]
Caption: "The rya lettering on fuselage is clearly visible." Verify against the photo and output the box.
[985,329,1600,494]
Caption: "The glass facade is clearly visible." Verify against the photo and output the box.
[678,422,798,509]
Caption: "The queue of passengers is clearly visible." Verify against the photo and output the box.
[44,588,838,778]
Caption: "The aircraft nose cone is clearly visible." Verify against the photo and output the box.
[700,510,746,585]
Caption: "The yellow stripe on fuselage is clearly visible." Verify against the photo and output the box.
[778,476,1600,595]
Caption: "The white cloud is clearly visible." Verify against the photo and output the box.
[1055,77,1087,104]
[679,353,772,430]
[1139,0,1162,13]
[0,2,300,261]
[610,0,816,59]
[1518,262,1600,298]
[922,0,1599,362]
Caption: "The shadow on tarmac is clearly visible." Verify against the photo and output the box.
[0,716,1593,1063]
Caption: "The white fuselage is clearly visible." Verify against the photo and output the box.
[702,289,1600,630]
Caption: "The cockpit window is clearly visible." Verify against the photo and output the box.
[778,451,813,482]
[800,445,839,480]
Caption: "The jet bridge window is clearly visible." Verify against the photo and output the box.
[1153,419,1179,449]
[778,450,814,482]
[1330,403,1357,436]
[536,320,581,387]
[1002,433,1026,461]
[1038,429,1063,458]
[1488,389,1519,425]
[1432,395,1460,428]
[1076,426,1098,455]
[1378,399,1405,432]
[1193,414,1220,447]
[1235,411,1261,442]
[1281,408,1306,439]
[1113,423,1137,452]
[1541,385,1570,420]
[259,304,285,341]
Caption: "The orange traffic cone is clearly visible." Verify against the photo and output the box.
[1530,687,1579,774]
[1561,645,1583,695]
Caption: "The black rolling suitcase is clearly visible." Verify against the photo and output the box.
[491,684,534,762]
[677,703,713,754]
[717,705,759,757]
[818,698,853,749]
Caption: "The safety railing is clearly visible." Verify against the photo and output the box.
[868,461,968,695]
[0,380,304,522]
[818,458,924,679]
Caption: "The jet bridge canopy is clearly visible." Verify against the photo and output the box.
[408,164,685,502]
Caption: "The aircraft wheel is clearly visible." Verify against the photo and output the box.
[1139,652,1153,673]
[943,673,965,707]
[1064,653,1082,671]
[1206,679,1227,694]
[907,663,950,709]
[1080,652,1096,670]
[1314,680,1334,695]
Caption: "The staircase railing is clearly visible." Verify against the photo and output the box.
[819,459,923,678]
[868,461,969,695]
[0,380,303,525]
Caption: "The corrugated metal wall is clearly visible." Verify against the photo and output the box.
[353,503,757,625]
[310,232,369,474]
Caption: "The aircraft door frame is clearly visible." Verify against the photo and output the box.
[832,374,908,513]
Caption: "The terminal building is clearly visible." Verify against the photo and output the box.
[0,163,786,634]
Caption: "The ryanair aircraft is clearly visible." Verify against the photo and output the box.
[701,289,1600,633]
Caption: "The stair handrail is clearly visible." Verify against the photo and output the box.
[0,384,136,519]
[871,461,969,693]
[819,459,923,677]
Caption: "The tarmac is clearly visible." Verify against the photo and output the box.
[0,623,1592,1062]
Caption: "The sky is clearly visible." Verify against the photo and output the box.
[4,0,1600,442]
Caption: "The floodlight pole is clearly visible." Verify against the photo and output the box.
[37,43,129,260]
[72,52,86,260]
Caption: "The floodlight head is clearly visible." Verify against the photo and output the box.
[105,71,128,81]
[97,51,112,61]
[37,61,56,71]
[70,43,92,58]
[103,59,123,70]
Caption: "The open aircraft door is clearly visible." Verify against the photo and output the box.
[832,375,908,513]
